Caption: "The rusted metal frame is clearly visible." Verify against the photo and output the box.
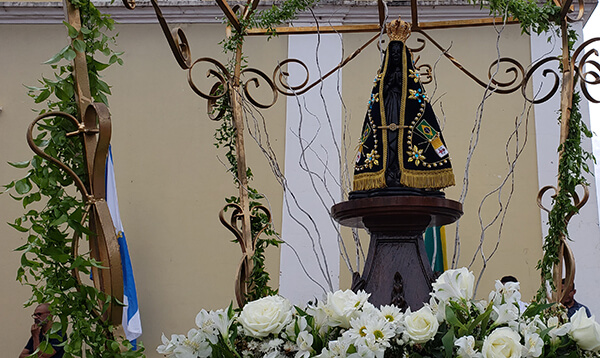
[273,32,380,96]
[61,0,124,325]
[411,0,418,29]
[230,39,255,307]
[413,28,524,95]
[560,0,575,20]
[149,0,192,69]
[64,0,92,119]
[216,0,242,32]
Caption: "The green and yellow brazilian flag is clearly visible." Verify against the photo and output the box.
[424,226,447,273]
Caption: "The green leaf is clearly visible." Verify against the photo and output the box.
[73,39,86,53]
[441,326,455,358]
[8,160,30,169]
[50,214,68,227]
[63,21,79,39]
[34,90,51,104]
[8,222,29,232]
[43,45,70,65]
[15,178,33,195]
[64,48,77,61]
[96,79,111,95]
[445,304,467,333]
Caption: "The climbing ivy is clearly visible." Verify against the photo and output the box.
[3,0,143,356]
[214,0,318,302]
[535,93,594,302]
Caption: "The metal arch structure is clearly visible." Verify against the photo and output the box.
[112,0,600,307]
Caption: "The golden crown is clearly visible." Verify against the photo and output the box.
[386,17,411,42]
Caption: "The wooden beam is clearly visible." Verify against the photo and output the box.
[215,0,241,32]
[246,17,519,36]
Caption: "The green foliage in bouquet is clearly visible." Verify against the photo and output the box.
[3,0,143,356]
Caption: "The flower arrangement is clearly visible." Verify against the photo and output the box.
[157,268,600,358]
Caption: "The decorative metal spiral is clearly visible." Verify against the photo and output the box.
[573,37,600,103]
[26,105,124,325]
[219,203,272,307]
[537,184,589,302]
[521,57,561,104]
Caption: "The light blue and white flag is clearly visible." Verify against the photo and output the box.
[106,146,142,347]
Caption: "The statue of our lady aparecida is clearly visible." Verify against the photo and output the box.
[351,18,455,199]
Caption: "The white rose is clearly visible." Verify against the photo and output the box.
[404,306,439,343]
[482,327,522,358]
[570,308,600,351]
[432,268,475,302]
[238,295,293,338]
[322,289,370,328]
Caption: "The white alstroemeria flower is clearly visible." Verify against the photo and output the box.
[455,335,482,358]
[157,333,185,356]
[321,290,371,329]
[264,351,286,358]
[308,302,333,336]
[195,309,221,344]
[238,296,294,338]
[285,315,309,340]
[427,296,446,323]
[432,268,475,302]
[260,338,284,353]
[316,338,352,358]
[347,339,386,358]
[482,327,522,358]
[295,331,314,358]
[186,328,212,358]
[212,308,235,338]
[172,344,196,358]
[489,281,522,310]
[522,331,544,358]
[549,321,571,344]
[404,305,439,344]
[570,308,600,351]
[475,299,489,315]
[492,303,519,325]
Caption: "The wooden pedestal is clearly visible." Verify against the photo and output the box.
[331,196,462,309]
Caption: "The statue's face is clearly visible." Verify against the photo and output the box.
[389,42,403,65]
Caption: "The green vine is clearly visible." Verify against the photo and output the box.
[3,0,143,356]
[474,0,561,35]
[214,92,282,302]
[535,92,594,302]
[473,0,594,302]
[214,0,318,302]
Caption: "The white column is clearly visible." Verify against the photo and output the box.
[279,33,343,305]
[531,24,600,316]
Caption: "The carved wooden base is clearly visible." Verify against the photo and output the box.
[331,195,462,309]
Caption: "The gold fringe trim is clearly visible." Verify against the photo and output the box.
[353,172,387,191]
[400,168,455,189]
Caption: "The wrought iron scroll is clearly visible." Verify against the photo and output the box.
[26,105,124,325]
[219,204,272,306]
[22,0,125,326]
[537,184,589,302]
